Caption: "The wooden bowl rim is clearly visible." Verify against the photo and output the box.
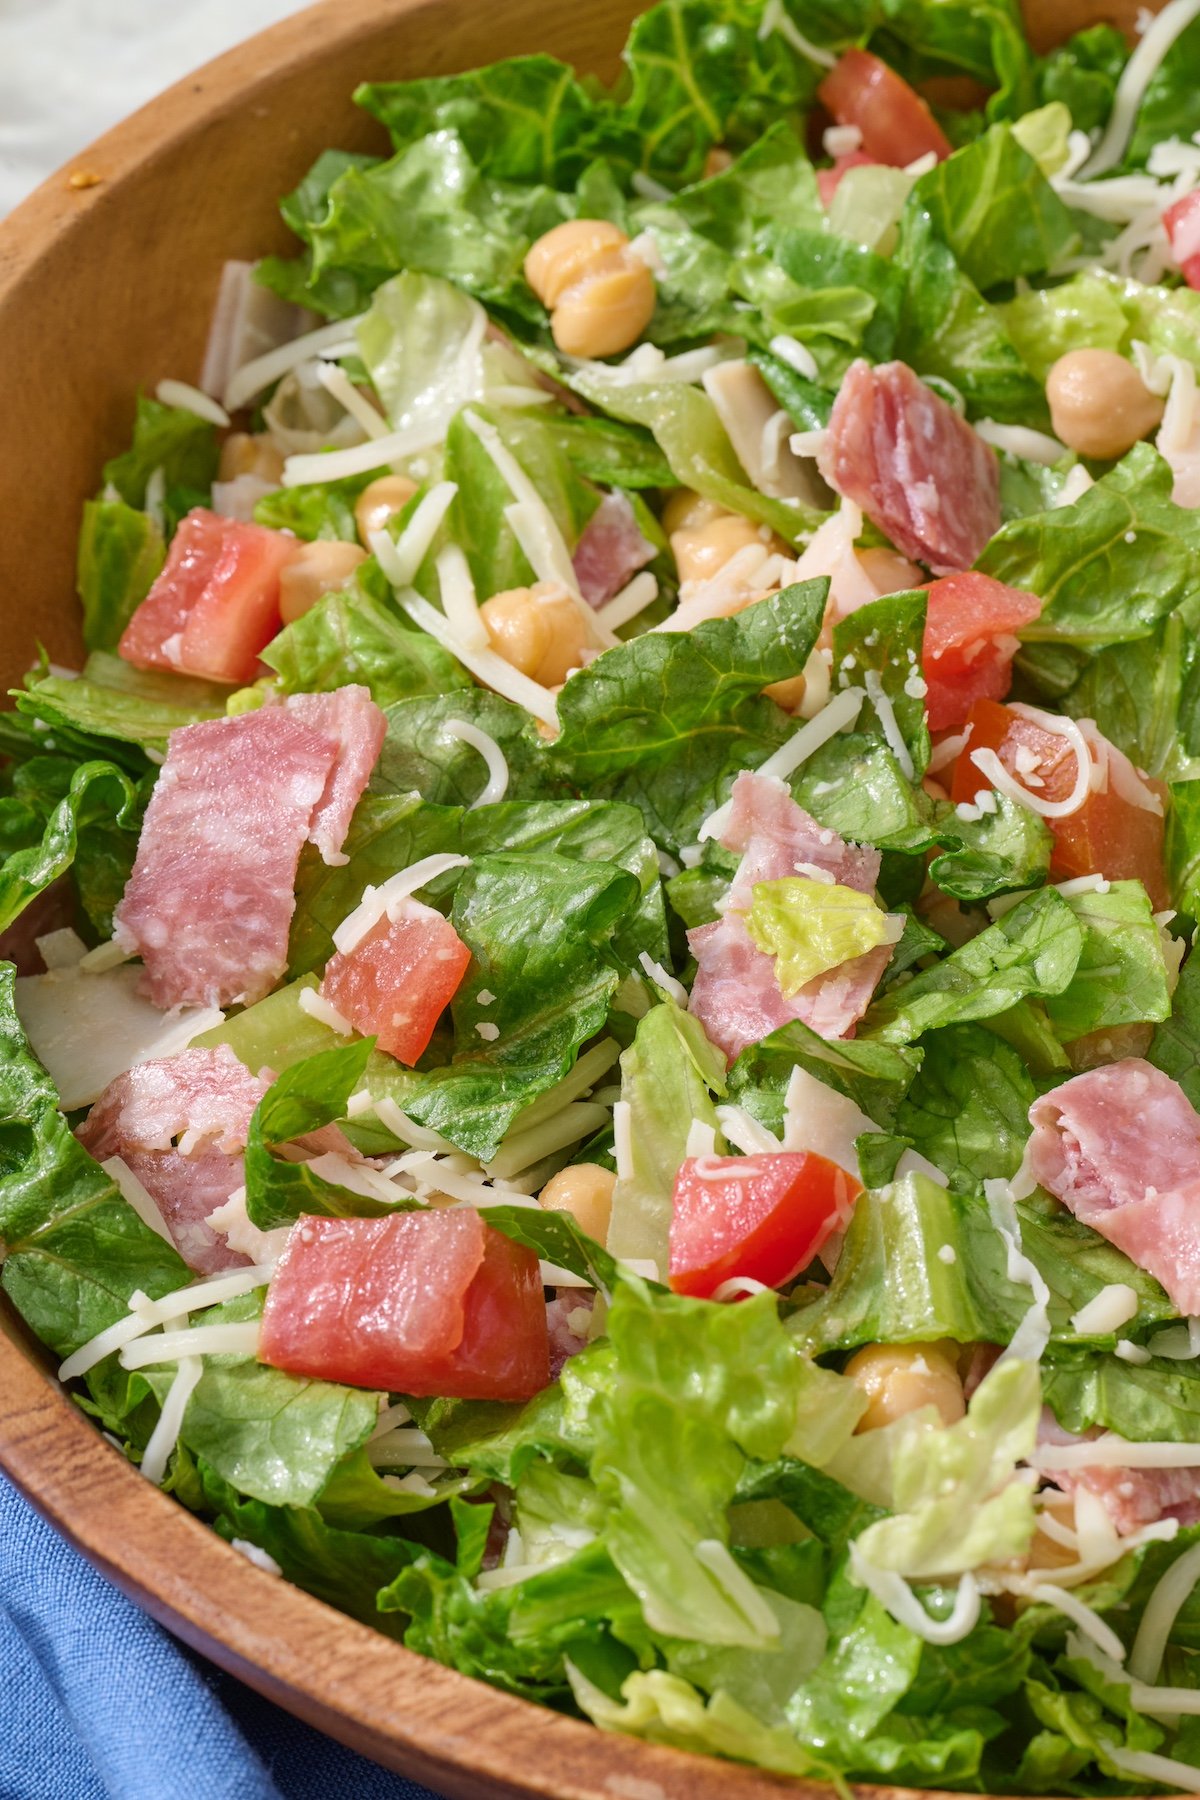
[0,2,1140,1796]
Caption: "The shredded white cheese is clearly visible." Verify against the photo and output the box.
[434,543,489,653]
[985,1178,1051,1366]
[104,1157,175,1247]
[139,1341,203,1486]
[696,687,866,843]
[714,1104,782,1156]
[612,1099,634,1183]
[368,480,458,588]
[230,1540,283,1577]
[850,1548,982,1645]
[439,717,509,807]
[1032,1438,1200,1472]
[1078,0,1200,177]
[862,668,915,781]
[297,986,354,1035]
[397,587,560,728]
[970,705,1092,821]
[975,420,1067,465]
[332,853,469,956]
[757,0,836,66]
[155,378,230,428]
[314,360,387,439]
[58,1266,275,1383]
[283,416,449,489]
[1070,1283,1139,1336]
[120,1321,262,1369]
[1130,1539,1200,1682]
[223,315,365,413]
[596,571,659,632]
[1027,1582,1127,1664]
[637,951,688,1008]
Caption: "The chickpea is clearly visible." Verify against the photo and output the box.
[354,474,418,547]
[525,219,657,360]
[539,1162,616,1243]
[764,671,808,711]
[278,540,368,624]
[844,1341,965,1433]
[526,219,628,307]
[671,511,774,584]
[218,431,284,485]
[1046,349,1164,461]
[479,582,589,686]
[857,546,923,596]
[662,488,725,537]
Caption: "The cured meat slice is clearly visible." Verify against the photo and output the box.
[818,360,1001,574]
[688,771,892,1061]
[79,1045,268,1274]
[284,686,387,866]
[259,1211,551,1401]
[1027,1059,1200,1315]
[114,686,383,1009]
[1038,1414,1200,1536]
[572,493,656,607]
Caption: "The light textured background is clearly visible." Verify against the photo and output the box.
[0,0,307,214]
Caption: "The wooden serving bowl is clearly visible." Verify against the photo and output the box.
[0,0,1160,1795]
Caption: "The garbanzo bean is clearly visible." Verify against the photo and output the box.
[525,219,628,307]
[479,582,590,686]
[844,1341,966,1432]
[661,488,725,537]
[278,540,368,624]
[671,511,772,583]
[525,220,656,359]
[539,1162,616,1243]
[1046,349,1164,460]
[218,431,285,485]
[354,474,418,546]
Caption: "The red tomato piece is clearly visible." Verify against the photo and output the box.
[321,899,471,1066]
[922,572,1043,731]
[1165,191,1200,290]
[668,1151,861,1300]
[119,507,295,685]
[950,699,1169,908]
[817,49,952,168]
[817,149,875,207]
[259,1210,551,1401]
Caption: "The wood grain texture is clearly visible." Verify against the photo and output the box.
[0,0,1166,1794]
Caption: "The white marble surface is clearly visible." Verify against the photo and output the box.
[0,0,307,214]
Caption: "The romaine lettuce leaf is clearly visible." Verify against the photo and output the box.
[885,1021,1034,1191]
[18,653,226,751]
[905,124,1077,290]
[76,499,165,652]
[745,878,898,995]
[1044,881,1175,1044]
[0,757,143,938]
[832,588,930,778]
[101,395,219,521]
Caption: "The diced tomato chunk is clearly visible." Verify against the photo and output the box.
[668,1151,860,1299]
[817,149,875,206]
[119,507,294,685]
[950,699,1169,908]
[321,899,471,1066]
[1165,191,1200,290]
[817,50,951,168]
[922,572,1043,731]
[259,1210,551,1401]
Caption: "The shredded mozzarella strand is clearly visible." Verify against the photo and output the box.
[1027,1582,1127,1663]
[463,409,582,597]
[757,0,836,65]
[397,588,560,727]
[139,1342,203,1485]
[862,668,914,780]
[332,853,469,955]
[696,688,866,842]
[103,1156,175,1246]
[58,1265,274,1382]
[715,1103,782,1155]
[637,951,688,1008]
[155,378,230,428]
[1078,0,1200,177]
[770,332,819,379]
[369,481,458,588]
[975,419,1067,465]
[1130,1540,1200,1682]
[1032,1438,1200,1472]
[985,1179,1051,1365]
[120,1322,262,1369]
[928,725,972,773]
[1107,1747,1200,1790]
[612,1099,634,1183]
[283,417,447,488]
[297,987,354,1035]
[1069,1283,1139,1336]
[230,1539,283,1576]
[595,571,659,632]
[314,360,388,439]
[440,717,509,806]
[223,315,365,412]
[435,543,489,653]
[971,705,1092,820]
[710,1276,772,1302]
[850,1549,982,1645]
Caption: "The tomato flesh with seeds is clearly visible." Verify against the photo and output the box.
[668,1151,861,1299]
[321,899,472,1065]
[1165,191,1200,290]
[922,573,1043,732]
[817,50,952,167]
[259,1210,550,1401]
[119,507,295,684]
[950,699,1169,907]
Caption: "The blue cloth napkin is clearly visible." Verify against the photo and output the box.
[0,1472,444,1800]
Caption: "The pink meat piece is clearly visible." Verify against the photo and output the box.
[572,493,656,607]
[546,1290,594,1380]
[284,685,386,866]
[687,771,892,1062]
[1027,1059,1200,1316]
[114,686,382,1009]
[818,359,1001,574]
[78,1046,268,1274]
[1038,1413,1200,1536]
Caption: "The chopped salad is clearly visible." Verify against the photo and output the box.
[15,0,1200,1789]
